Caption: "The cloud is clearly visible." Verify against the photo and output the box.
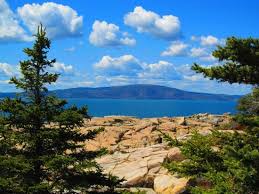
[89,20,136,47]
[139,61,182,80]
[175,64,204,81]
[161,41,188,56]
[189,47,217,62]
[17,2,83,39]
[52,62,73,74]
[0,0,31,42]
[0,62,16,77]
[124,6,180,40]
[94,55,142,76]
[94,54,184,82]
[190,47,207,57]
[191,35,224,47]
[200,35,219,46]
[161,43,217,62]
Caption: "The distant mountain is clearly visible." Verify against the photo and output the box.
[0,85,241,101]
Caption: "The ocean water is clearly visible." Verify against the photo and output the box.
[66,98,237,118]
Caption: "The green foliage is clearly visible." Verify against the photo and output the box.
[192,37,259,85]
[237,87,259,115]
[0,25,120,194]
[162,36,259,194]
[163,128,259,194]
[157,129,182,147]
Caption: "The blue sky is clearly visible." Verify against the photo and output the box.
[0,0,258,94]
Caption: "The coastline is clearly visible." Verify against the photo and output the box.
[82,113,237,193]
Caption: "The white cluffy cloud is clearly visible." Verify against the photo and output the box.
[52,62,73,74]
[192,35,224,46]
[94,55,183,81]
[0,62,16,76]
[124,6,180,40]
[190,47,207,57]
[161,41,188,56]
[200,35,219,46]
[0,0,31,42]
[94,55,142,76]
[17,2,83,39]
[190,47,217,62]
[89,20,136,47]
[161,43,217,62]
[139,61,182,80]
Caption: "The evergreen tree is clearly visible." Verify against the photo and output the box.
[0,25,120,194]
[192,37,259,85]
[162,37,259,194]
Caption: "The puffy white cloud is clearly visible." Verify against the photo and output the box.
[190,47,207,57]
[139,61,182,80]
[200,35,219,46]
[189,47,217,62]
[191,35,225,47]
[0,62,15,77]
[17,2,83,39]
[175,64,204,81]
[0,0,31,42]
[124,6,180,40]
[161,41,188,56]
[52,62,73,74]
[94,55,142,76]
[89,20,136,47]
[94,54,184,82]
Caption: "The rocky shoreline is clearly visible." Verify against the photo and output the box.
[81,113,235,194]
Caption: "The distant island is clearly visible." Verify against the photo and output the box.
[0,84,241,101]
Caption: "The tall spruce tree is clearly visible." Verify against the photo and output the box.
[0,25,120,194]
[162,37,259,194]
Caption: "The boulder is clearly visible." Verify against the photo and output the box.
[166,147,184,162]
[154,175,188,194]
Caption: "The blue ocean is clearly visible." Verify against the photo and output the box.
[66,98,237,118]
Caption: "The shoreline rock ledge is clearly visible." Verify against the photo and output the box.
[81,113,233,193]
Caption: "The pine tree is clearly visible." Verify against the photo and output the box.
[0,25,120,194]
[192,37,259,85]
[162,37,259,194]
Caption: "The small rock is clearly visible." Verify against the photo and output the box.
[176,127,189,137]
[166,147,184,162]
[174,117,186,125]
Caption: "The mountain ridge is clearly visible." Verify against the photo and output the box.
[0,84,241,101]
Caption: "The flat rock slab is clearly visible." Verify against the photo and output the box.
[96,144,187,192]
